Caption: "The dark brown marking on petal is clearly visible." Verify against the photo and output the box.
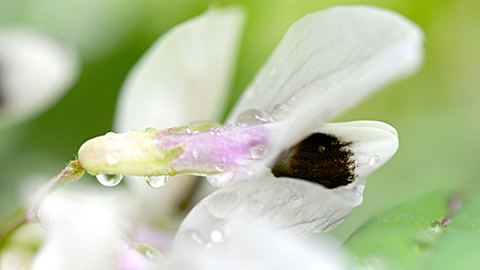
[270,133,356,189]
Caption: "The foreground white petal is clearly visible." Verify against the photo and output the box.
[168,220,348,270]
[226,5,423,152]
[0,28,79,127]
[112,7,246,216]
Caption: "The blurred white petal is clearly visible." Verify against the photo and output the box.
[0,27,79,127]
[168,219,349,270]
[114,6,245,131]
[30,190,150,270]
[226,6,423,153]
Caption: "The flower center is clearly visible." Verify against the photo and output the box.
[270,133,356,189]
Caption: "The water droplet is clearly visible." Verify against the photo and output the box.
[288,195,303,208]
[177,230,208,249]
[145,175,168,188]
[143,127,158,134]
[209,127,222,136]
[128,129,139,134]
[106,151,120,166]
[271,103,289,121]
[207,191,242,219]
[210,230,223,243]
[133,242,161,259]
[192,150,199,159]
[318,145,326,153]
[206,171,234,187]
[235,109,273,126]
[250,200,264,211]
[269,67,277,76]
[96,173,123,187]
[249,145,268,159]
[369,155,380,165]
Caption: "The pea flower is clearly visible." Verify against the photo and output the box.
[27,4,423,270]
[77,3,422,229]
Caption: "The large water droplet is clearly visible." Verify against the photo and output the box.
[106,151,120,166]
[145,175,168,188]
[369,155,380,165]
[206,171,235,187]
[249,145,268,159]
[96,173,123,187]
[235,109,273,126]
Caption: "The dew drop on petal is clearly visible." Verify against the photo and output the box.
[207,190,242,219]
[145,175,168,188]
[235,109,273,126]
[269,67,277,76]
[369,155,380,165]
[177,230,208,249]
[249,145,268,159]
[210,230,223,243]
[271,103,289,121]
[106,151,120,166]
[206,171,235,187]
[96,173,123,187]
[287,195,303,208]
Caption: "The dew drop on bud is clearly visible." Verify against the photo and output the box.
[145,175,168,188]
[106,151,120,166]
[369,155,380,165]
[96,173,123,187]
[249,145,268,159]
[235,109,273,126]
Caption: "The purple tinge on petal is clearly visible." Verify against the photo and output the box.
[163,124,274,174]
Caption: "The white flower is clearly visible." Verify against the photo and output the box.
[73,4,423,269]
[0,27,79,128]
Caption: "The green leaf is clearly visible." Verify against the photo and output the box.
[345,184,480,270]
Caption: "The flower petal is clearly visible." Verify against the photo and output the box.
[0,27,79,127]
[226,5,423,149]
[169,219,349,270]
[114,6,246,132]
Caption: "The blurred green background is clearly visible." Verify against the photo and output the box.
[1,0,479,267]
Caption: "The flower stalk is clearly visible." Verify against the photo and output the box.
[0,160,85,247]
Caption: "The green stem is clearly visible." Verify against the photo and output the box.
[0,160,85,248]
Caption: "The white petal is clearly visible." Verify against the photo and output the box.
[114,6,246,132]
[0,28,79,127]
[317,121,399,183]
[226,5,423,148]
[112,7,246,218]
[168,219,348,270]
[31,193,126,270]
